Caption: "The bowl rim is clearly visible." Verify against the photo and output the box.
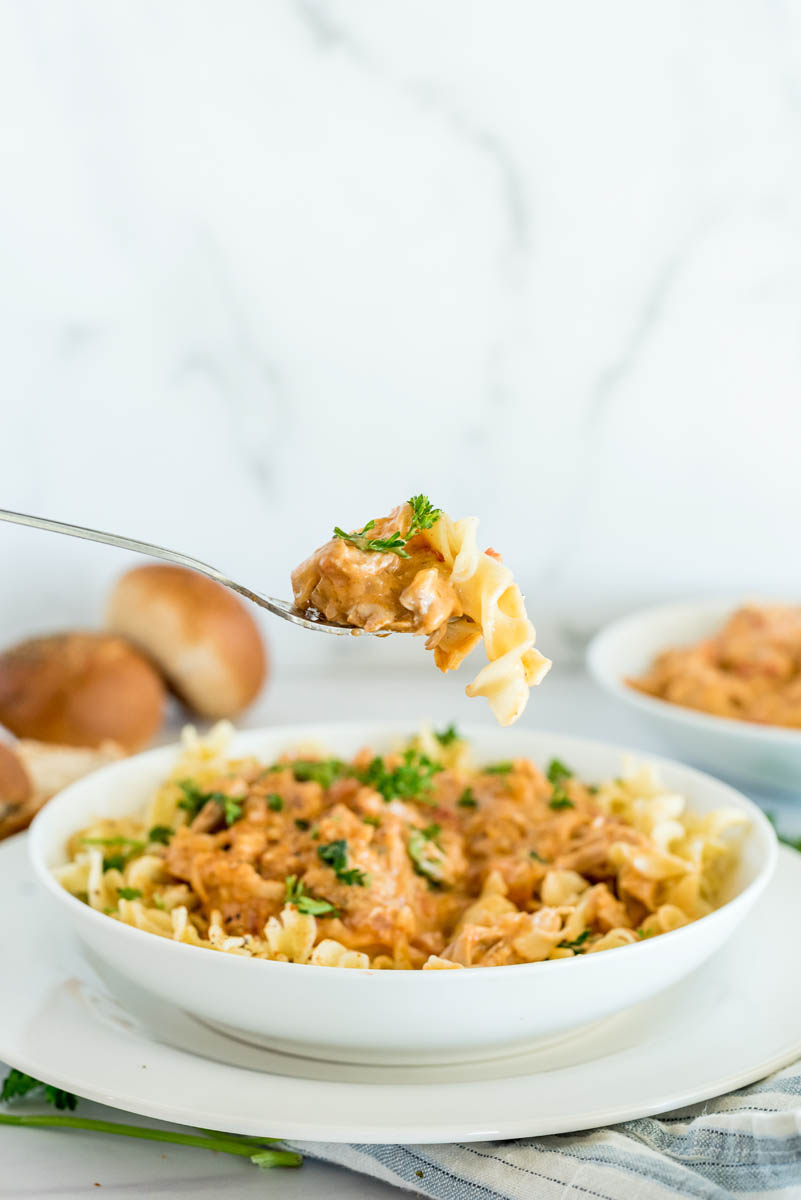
[29,720,778,982]
[587,598,801,747]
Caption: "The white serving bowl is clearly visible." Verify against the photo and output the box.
[30,722,776,1066]
[587,599,801,794]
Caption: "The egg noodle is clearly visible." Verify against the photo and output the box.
[55,724,746,971]
[291,497,550,725]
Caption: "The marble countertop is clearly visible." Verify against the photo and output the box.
[1,663,797,1198]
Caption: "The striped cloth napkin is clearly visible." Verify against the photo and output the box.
[293,1060,801,1198]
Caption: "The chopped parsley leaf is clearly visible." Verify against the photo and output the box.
[529,849,546,862]
[317,839,369,886]
[420,823,442,842]
[152,896,166,910]
[363,815,380,827]
[333,494,442,559]
[117,887,142,901]
[546,758,573,784]
[294,819,310,831]
[457,788,477,808]
[558,930,592,952]
[359,749,443,804]
[0,1069,77,1111]
[637,926,657,939]
[407,828,446,885]
[147,825,173,845]
[484,762,514,775]
[288,759,349,790]
[434,723,461,746]
[267,794,284,812]
[81,836,146,873]
[177,780,229,820]
[223,798,243,826]
[283,875,339,917]
[549,791,575,811]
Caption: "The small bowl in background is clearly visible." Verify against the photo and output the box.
[587,599,801,794]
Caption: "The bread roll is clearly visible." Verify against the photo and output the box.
[107,565,267,718]
[0,742,32,808]
[0,633,166,751]
[0,738,124,840]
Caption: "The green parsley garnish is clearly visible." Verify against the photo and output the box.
[434,724,461,747]
[484,762,514,775]
[0,1069,301,1168]
[288,759,349,790]
[529,849,546,862]
[765,812,801,852]
[117,887,142,901]
[363,815,380,827]
[407,827,447,885]
[546,759,573,784]
[177,780,230,820]
[333,494,442,559]
[637,926,657,939]
[82,836,145,873]
[317,840,369,886]
[223,798,243,826]
[147,825,173,845]
[267,794,284,812]
[1,1069,77,1111]
[283,875,339,916]
[359,749,443,804]
[549,788,575,811]
[294,819,310,831]
[457,788,477,808]
[558,930,592,952]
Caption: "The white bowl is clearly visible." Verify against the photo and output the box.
[30,722,776,1066]
[587,600,801,794]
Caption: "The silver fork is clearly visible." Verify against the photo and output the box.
[0,507,365,635]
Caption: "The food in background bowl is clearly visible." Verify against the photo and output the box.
[54,724,746,971]
[293,495,549,725]
[629,605,801,729]
[30,723,775,1064]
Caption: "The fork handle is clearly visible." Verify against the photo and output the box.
[0,507,285,620]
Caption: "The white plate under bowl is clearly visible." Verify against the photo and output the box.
[29,723,775,1064]
[2,834,801,1142]
[587,599,801,794]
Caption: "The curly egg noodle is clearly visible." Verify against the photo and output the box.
[291,499,550,725]
[55,724,747,972]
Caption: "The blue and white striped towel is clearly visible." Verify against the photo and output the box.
[293,1060,801,1198]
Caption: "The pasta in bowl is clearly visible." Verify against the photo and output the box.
[30,723,776,1065]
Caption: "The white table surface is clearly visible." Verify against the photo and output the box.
[2,664,798,1198]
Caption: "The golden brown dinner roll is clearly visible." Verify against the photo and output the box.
[0,737,124,840]
[0,742,32,809]
[107,565,267,718]
[0,633,166,751]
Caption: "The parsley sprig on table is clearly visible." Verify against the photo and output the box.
[333,494,442,559]
[0,1069,301,1169]
[316,839,369,887]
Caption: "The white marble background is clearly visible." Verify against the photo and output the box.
[1,0,800,673]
